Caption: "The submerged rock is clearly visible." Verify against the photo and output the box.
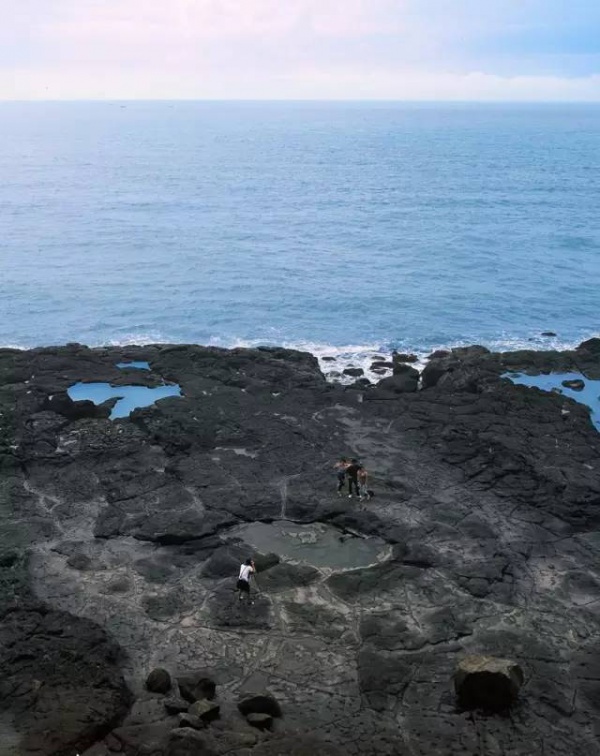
[563,378,585,391]
[343,367,364,377]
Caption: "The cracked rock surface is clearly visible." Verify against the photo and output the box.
[0,340,599,755]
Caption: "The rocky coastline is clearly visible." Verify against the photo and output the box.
[1,338,599,756]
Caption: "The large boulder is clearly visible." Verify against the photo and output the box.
[237,692,282,718]
[374,367,419,395]
[188,699,220,722]
[454,655,524,711]
[146,667,172,694]
[177,672,216,702]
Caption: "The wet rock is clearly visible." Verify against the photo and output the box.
[454,655,524,711]
[322,356,336,361]
[563,378,585,391]
[343,367,364,377]
[370,361,394,370]
[177,672,217,702]
[188,699,220,722]
[542,331,557,337]
[237,692,282,718]
[246,712,273,730]
[392,352,418,363]
[146,667,172,694]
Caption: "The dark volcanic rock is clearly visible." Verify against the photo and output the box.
[146,667,172,694]
[562,378,585,391]
[246,712,273,730]
[0,605,131,755]
[177,673,217,702]
[188,699,220,722]
[392,352,418,363]
[164,697,190,715]
[237,693,282,718]
[3,340,600,756]
[542,331,557,337]
[373,367,419,395]
[343,367,364,377]
[454,655,524,711]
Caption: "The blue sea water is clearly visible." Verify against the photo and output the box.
[506,372,600,430]
[67,381,182,420]
[1,102,598,367]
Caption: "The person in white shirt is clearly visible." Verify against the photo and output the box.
[237,558,255,602]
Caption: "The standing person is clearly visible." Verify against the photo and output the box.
[358,465,370,501]
[237,558,255,603]
[345,459,361,498]
[334,457,348,496]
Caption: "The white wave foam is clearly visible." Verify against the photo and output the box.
[2,331,597,387]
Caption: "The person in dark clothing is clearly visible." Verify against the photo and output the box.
[345,459,361,498]
[334,457,348,496]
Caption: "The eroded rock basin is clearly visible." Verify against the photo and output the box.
[506,371,600,430]
[232,520,390,570]
[67,381,182,419]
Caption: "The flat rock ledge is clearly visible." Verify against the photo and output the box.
[1,340,599,756]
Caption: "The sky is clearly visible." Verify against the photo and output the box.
[2,0,600,100]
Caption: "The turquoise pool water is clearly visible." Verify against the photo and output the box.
[116,361,151,370]
[67,381,182,419]
[506,372,600,431]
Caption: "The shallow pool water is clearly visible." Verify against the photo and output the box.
[68,381,182,419]
[506,371,600,431]
[116,361,151,370]
[233,520,388,570]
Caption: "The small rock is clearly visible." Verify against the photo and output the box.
[454,655,524,711]
[178,713,206,730]
[370,361,394,370]
[322,356,336,361]
[343,367,364,377]
[177,672,216,702]
[188,699,220,722]
[351,378,372,388]
[246,712,273,730]
[562,378,585,391]
[237,692,282,718]
[541,331,557,337]
[164,697,190,715]
[146,667,172,694]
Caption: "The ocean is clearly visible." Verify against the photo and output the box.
[1,101,599,372]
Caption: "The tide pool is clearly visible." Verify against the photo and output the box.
[67,381,182,419]
[116,361,151,370]
[506,372,600,431]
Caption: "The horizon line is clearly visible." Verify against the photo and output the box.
[2,98,600,104]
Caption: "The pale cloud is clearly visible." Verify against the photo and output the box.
[2,0,599,100]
